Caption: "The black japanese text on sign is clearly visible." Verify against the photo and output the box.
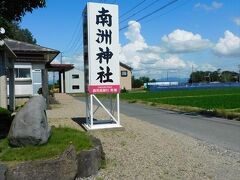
[96,7,114,83]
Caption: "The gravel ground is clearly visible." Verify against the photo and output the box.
[47,94,240,180]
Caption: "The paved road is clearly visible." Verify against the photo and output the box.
[76,97,240,152]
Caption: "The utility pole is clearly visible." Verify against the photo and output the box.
[166,70,168,82]
[0,27,7,108]
[238,64,240,83]
[191,65,194,84]
[60,52,63,64]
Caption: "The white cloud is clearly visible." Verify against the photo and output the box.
[120,21,196,79]
[233,17,240,26]
[195,1,223,11]
[161,29,211,53]
[63,21,223,79]
[198,63,217,71]
[52,53,84,70]
[213,30,240,57]
[120,21,147,70]
[153,55,187,69]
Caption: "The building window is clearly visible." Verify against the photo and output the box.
[121,70,128,77]
[72,74,79,79]
[15,68,31,78]
[72,85,80,89]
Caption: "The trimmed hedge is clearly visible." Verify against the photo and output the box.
[0,107,11,119]
[0,107,13,139]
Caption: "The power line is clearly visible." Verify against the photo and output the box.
[120,0,147,18]
[120,0,161,24]
[63,17,82,53]
[120,0,179,31]
[65,32,82,54]
[145,0,190,24]
[66,27,82,55]
[72,32,83,55]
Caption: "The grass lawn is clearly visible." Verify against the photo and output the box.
[0,127,93,162]
[120,88,240,119]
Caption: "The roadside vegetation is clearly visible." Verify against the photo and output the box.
[0,108,13,139]
[0,107,12,119]
[0,127,93,162]
[120,88,240,120]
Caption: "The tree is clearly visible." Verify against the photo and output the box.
[132,76,156,88]
[139,76,150,83]
[0,0,46,22]
[0,0,45,44]
[189,70,238,83]
[220,71,238,82]
[14,27,37,44]
[0,17,36,44]
[150,78,156,82]
[132,76,142,88]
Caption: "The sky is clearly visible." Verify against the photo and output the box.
[20,0,240,80]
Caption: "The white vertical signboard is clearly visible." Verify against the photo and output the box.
[87,2,120,94]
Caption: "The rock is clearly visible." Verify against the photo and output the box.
[8,96,51,146]
[5,145,78,180]
[76,137,105,178]
[0,164,7,180]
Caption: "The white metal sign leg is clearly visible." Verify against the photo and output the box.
[84,93,122,130]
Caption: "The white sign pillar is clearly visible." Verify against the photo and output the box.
[83,2,122,130]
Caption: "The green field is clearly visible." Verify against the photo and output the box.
[120,88,240,110]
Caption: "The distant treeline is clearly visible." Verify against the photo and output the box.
[132,76,156,88]
[189,69,239,83]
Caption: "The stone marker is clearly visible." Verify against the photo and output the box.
[0,164,7,180]
[5,145,78,180]
[76,137,105,178]
[8,95,51,147]
[1,137,105,179]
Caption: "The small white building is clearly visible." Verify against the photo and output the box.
[62,68,85,93]
[0,39,60,110]
[7,62,45,97]
[62,62,132,93]
[4,39,60,98]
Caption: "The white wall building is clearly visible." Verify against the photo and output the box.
[62,62,132,94]
[1,39,59,109]
[62,68,85,93]
[7,62,45,97]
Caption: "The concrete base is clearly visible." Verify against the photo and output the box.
[82,123,123,131]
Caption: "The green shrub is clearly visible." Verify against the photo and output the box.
[121,87,128,93]
[0,107,12,120]
[0,108,13,139]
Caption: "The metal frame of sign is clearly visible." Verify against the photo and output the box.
[84,94,121,130]
[83,2,122,130]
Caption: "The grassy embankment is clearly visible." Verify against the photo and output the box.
[120,88,240,120]
[0,127,93,163]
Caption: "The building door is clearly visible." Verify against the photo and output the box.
[32,69,42,95]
